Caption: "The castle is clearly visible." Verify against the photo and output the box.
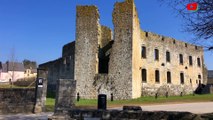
[39,0,207,100]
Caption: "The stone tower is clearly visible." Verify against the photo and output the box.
[109,0,142,99]
[74,6,101,99]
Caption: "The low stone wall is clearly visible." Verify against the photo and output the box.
[93,74,112,99]
[0,88,35,114]
[49,109,210,120]
[55,79,76,113]
[142,84,194,96]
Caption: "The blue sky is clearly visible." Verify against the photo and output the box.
[0,0,212,69]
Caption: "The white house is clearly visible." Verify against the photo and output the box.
[0,61,25,83]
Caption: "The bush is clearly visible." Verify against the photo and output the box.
[13,77,36,87]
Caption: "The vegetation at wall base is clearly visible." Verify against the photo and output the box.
[45,94,213,112]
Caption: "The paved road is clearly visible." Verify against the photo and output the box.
[113,102,213,114]
[0,112,53,120]
[141,102,213,114]
[0,102,212,119]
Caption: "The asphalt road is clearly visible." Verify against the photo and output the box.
[0,102,212,119]
[129,102,213,114]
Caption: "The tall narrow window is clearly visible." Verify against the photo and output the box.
[141,46,146,58]
[167,71,171,83]
[189,56,193,66]
[198,75,201,79]
[66,56,71,71]
[155,70,160,83]
[179,54,183,65]
[166,51,170,62]
[142,69,147,82]
[197,57,201,67]
[154,49,159,60]
[180,73,184,84]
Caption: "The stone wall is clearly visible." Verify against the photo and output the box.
[0,88,35,114]
[55,79,76,113]
[39,41,75,97]
[142,84,194,96]
[100,26,112,48]
[93,74,112,98]
[75,6,101,99]
[39,0,207,100]
[140,32,204,96]
[50,109,208,120]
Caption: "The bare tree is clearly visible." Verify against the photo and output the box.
[158,0,213,51]
[8,47,18,87]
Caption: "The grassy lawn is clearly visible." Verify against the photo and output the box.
[45,94,213,112]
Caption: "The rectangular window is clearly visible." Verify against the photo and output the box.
[179,54,183,65]
[189,56,193,66]
[141,46,146,58]
[155,70,160,83]
[197,58,201,67]
[198,75,201,79]
[154,49,159,60]
[180,73,184,84]
[142,69,147,82]
[167,71,171,83]
[166,51,170,62]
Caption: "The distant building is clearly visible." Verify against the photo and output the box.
[0,61,25,83]
[208,70,213,84]
[0,61,37,83]
[24,68,37,78]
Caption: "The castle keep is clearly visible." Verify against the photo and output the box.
[40,0,207,100]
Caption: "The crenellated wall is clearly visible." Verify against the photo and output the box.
[140,32,204,96]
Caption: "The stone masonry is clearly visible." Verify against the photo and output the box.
[40,0,207,100]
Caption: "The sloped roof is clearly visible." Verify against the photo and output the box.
[2,62,25,72]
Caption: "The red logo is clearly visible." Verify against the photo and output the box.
[186,2,198,11]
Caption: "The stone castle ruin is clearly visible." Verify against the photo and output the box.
[40,0,207,100]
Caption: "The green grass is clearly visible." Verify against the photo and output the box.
[46,98,55,112]
[45,94,213,112]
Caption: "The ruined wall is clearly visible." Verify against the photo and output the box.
[0,88,35,114]
[39,59,62,95]
[75,6,101,99]
[100,26,112,48]
[109,0,134,99]
[132,1,142,98]
[39,41,75,96]
[140,32,204,96]
[61,41,75,79]
[93,74,112,98]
